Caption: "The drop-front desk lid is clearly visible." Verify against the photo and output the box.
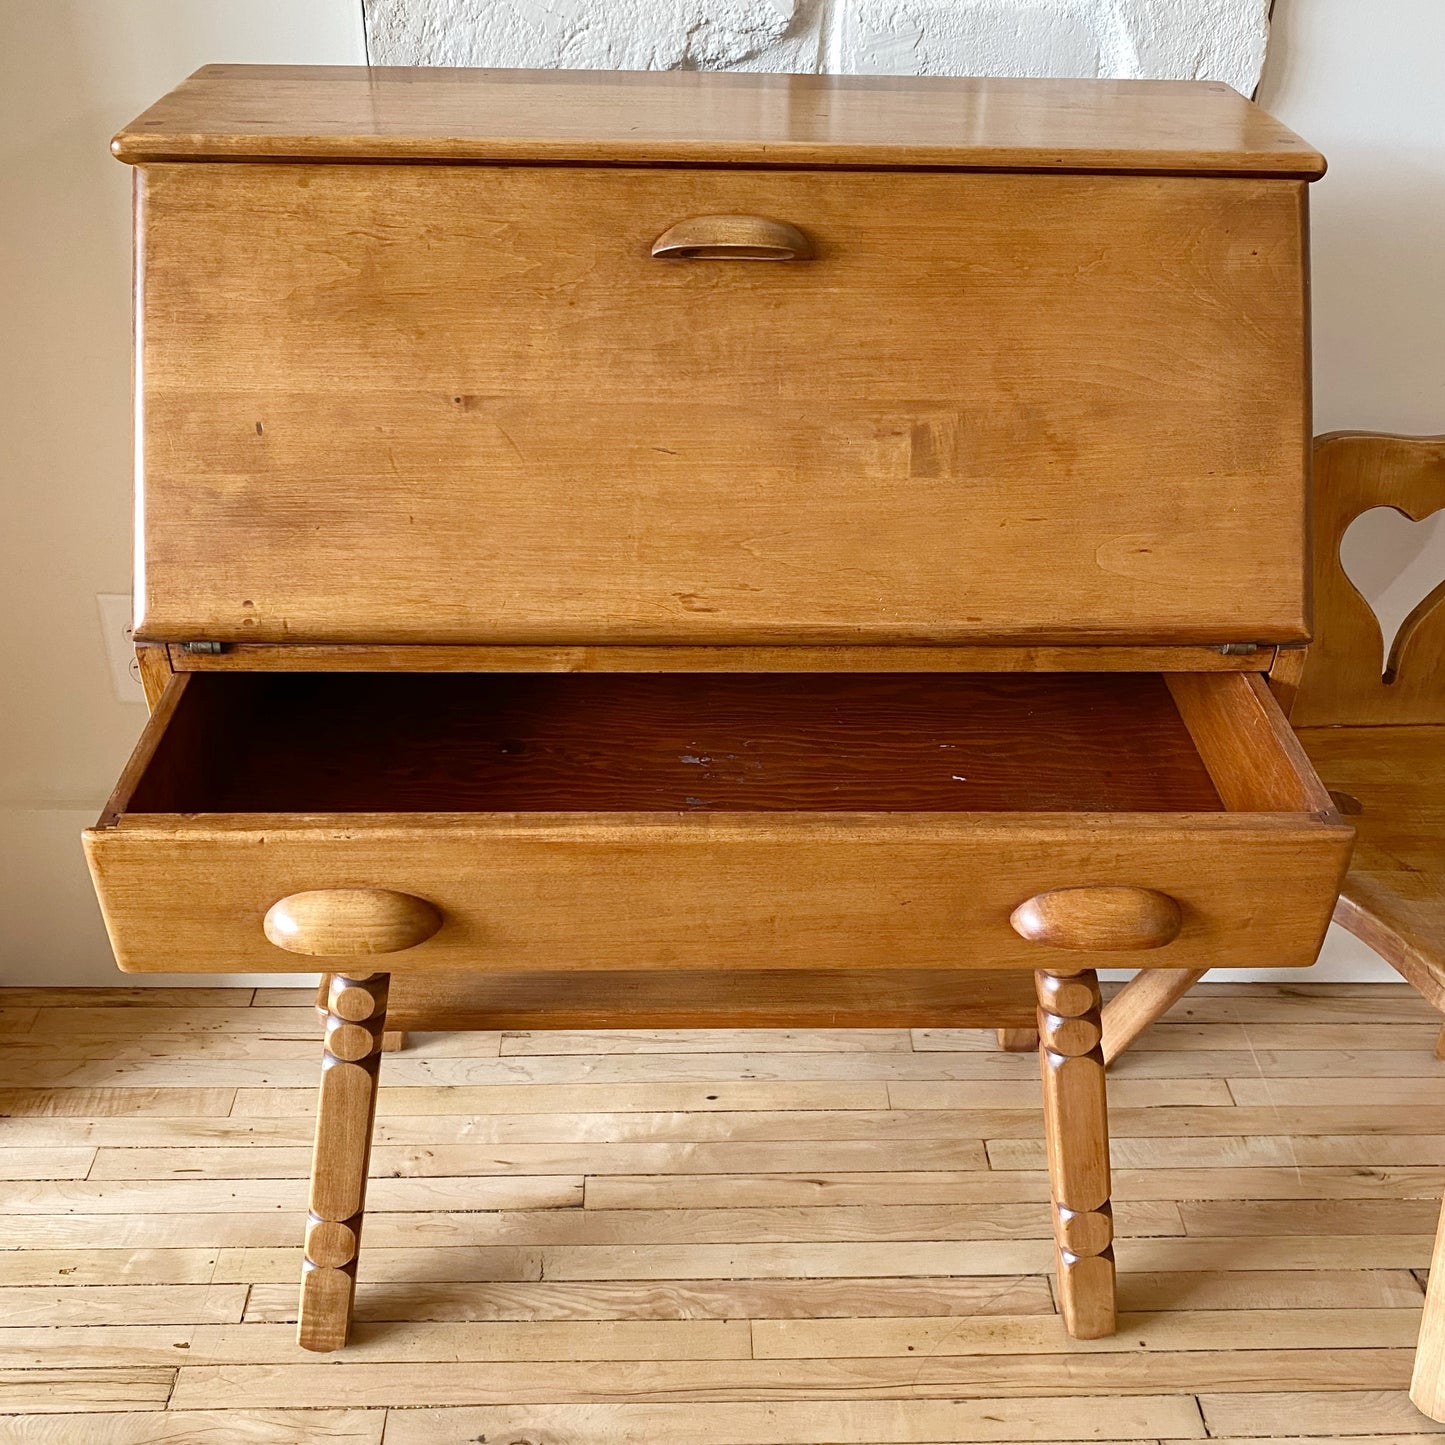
[113,65,1325,175]
[116,67,1323,651]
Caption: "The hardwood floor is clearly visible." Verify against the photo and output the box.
[0,982,1441,1442]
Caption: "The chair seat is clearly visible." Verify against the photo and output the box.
[1297,723,1445,1004]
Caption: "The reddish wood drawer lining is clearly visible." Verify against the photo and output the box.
[125,671,1222,815]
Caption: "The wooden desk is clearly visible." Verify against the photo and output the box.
[88,66,1346,1352]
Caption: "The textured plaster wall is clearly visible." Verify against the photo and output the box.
[365,0,1272,93]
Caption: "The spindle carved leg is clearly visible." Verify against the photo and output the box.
[298,970,390,1352]
[1100,966,1206,1065]
[1036,967,1116,1339]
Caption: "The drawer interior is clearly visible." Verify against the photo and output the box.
[119,671,1311,816]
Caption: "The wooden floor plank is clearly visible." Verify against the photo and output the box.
[189,1318,753,1364]
[357,1396,1204,1444]
[1116,1268,1423,1310]
[84,1138,989,1180]
[0,989,254,1009]
[0,1148,95,1180]
[0,1327,202,1369]
[1179,1199,1444,1236]
[0,1088,236,1117]
[239,1274,1054,1322]
[217,1245,543,1284]
[0,1108,981,1148]
[21,1007,318,1037]
[166,1350,1411,1409]
[27,1104,1445,1149]
[0,1367,173,1413]
[1119,993,1439,1024]
[1199,1388,1445,1436]
[0,1284,247,1325]
[989,1133,1445,1169]
[56,1200,1173,1248]
[0,1053,1238,1089]
[0,1176,583,1215]
[752,1306,1421,1358]
[886,1080,1232,1109]
[583,1166,1444,1209]
[0,981,1437,1438]
[234,1081,895,1115]
[0,1250,221,1286]
[18,1100,1428,1141]
[249,990,316,1008]
[0,1412,386,1444]
[1229,1077,1445,1107]
[916,1021,1444,1051]
[501,1027,918,1054]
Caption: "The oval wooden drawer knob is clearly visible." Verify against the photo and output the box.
[263,889,442,959]
[1009,886,1182,952]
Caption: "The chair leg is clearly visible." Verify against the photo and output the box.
[1412,1192,1445,1420]
[1100,967,1207,1066]
[298,970,390,1353]
[381,1031,407,1053]
[1036,967,1116,1339]
[996,1028,1040,1052]
[1434,1023,1445,1062]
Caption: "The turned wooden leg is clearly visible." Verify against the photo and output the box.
[1036,967,1116,1339]
[1100,966,1206,1066]
[381,1031,407,1052]
[298,970,389,1353]
[1412,1194,1445,1420]
[997,1028,1040,1052]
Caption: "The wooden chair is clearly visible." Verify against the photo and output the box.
[1099,431,1445,1070]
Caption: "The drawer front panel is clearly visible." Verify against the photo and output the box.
[86,814,1348,975]
[137,164,1309,646]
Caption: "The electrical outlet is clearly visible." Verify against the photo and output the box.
[96,593,147,704]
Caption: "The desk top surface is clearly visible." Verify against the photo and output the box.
[113,64,1324,176]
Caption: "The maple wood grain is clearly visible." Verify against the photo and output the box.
[113,65,1326,174]
[132,163,1310,647]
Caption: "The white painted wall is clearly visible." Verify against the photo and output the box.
[366,0,1272,93]
[0,1,366,986]
[1,0,1441,984]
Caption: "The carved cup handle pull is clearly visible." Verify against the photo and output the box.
[651,215,813,261]
[264,889,442,958]
[1009,886,1182,952]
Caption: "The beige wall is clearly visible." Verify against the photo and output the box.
[1,1,1441,983]
[0,2,364,984]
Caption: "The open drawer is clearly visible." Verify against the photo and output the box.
[85,670,1351,976]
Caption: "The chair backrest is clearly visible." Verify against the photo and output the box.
[1292,431,1445,727]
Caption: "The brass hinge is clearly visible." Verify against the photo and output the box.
[180,641,226,656]
[1217,643,1263,656]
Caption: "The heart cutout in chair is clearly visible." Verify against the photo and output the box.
[1340,504,1445,670]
